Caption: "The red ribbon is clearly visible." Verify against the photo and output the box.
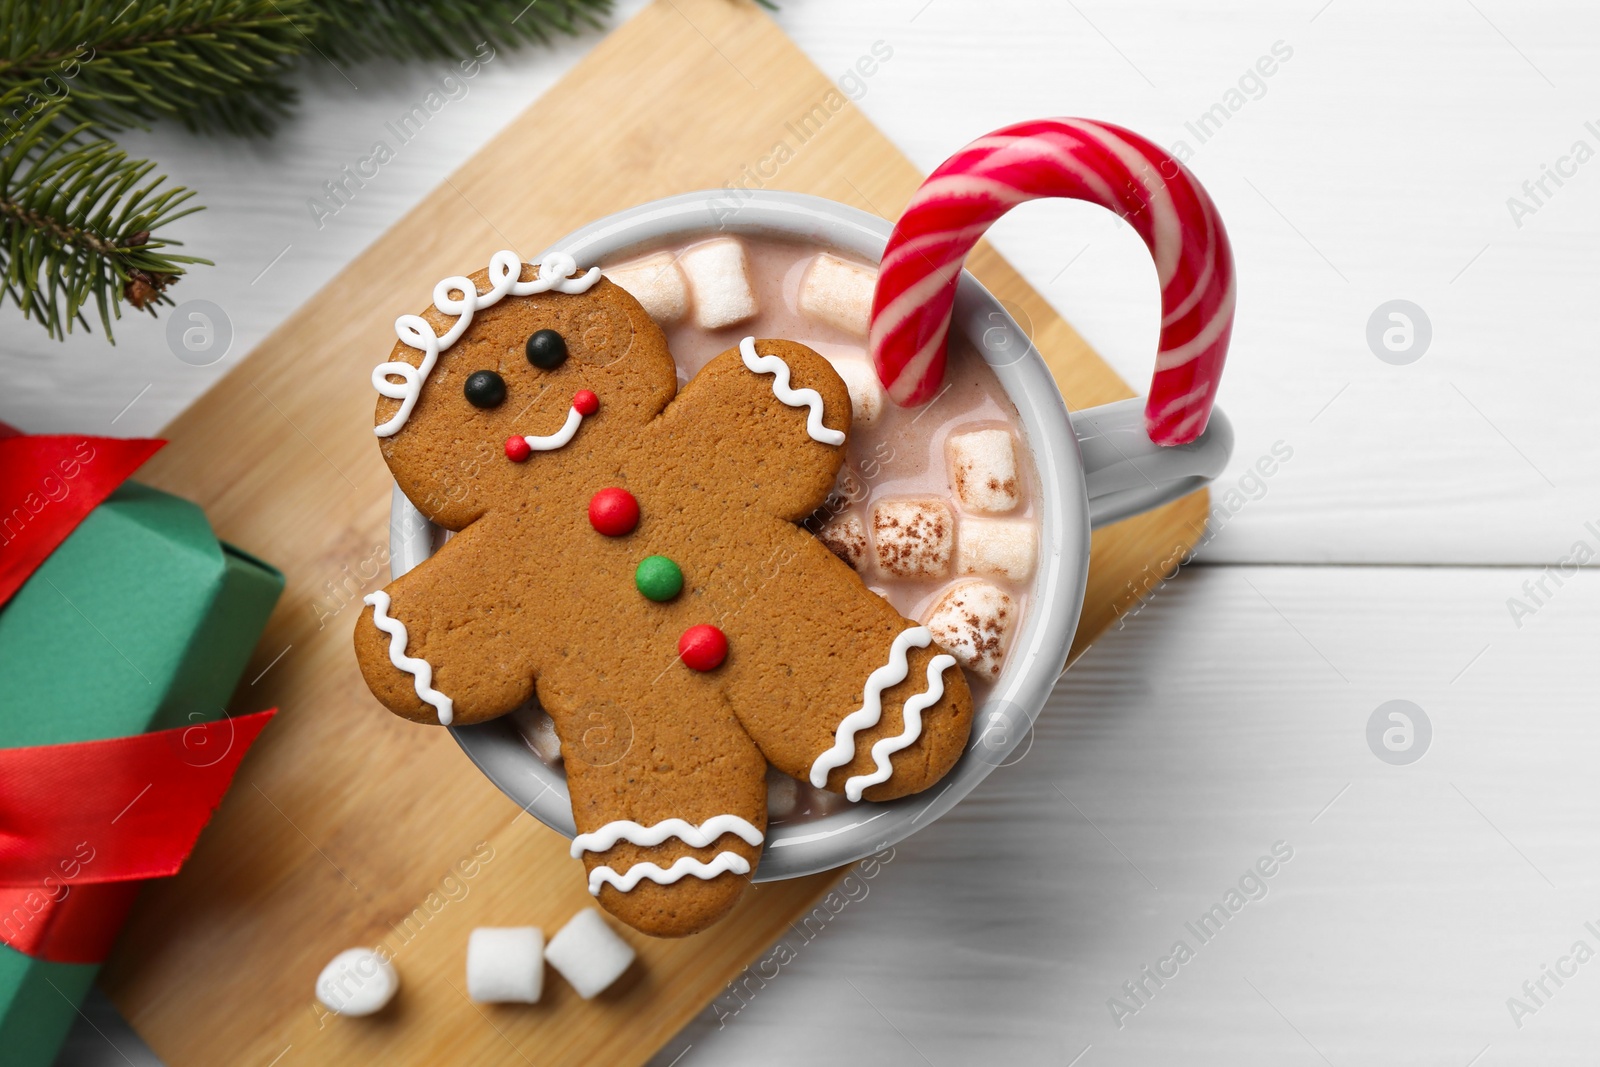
[0,710,277,963]
[0,424,276,963]
[0,422,164,609]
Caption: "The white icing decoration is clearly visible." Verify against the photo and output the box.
[520,404,584,452]
[843,654,957,801]
[570,815,764,859]
[363,590,453,725]
[738,336,847,446]
[810,627,936,789]
[373,250,601,438]
[587,851,751,896]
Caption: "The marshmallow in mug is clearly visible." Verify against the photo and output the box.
[925,580,1016,682]
[679,237,759,329]
[800,252,876,337]
[947,429,1021,514]
[957,517,1037,582]
[822,354,886,426]
[816,513,868,571]
[871,498,954,579]
[767,773,801,820]
[605,251,689,325]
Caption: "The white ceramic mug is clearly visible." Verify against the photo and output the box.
[388,190,1232,880]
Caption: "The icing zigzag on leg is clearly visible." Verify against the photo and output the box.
[587,851,752,895]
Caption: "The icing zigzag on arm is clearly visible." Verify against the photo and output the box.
[364,590,454,725]
[739,336,847,446]
[809,626,933,788]
[843,653,958,802]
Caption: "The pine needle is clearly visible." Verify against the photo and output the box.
[0,103,207,341]
[0,0,316,139]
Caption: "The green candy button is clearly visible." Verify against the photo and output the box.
[635,555,683,601]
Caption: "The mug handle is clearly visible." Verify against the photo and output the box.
[1070,398,1233,529]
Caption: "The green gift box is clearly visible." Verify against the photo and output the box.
[0,482,284,1067]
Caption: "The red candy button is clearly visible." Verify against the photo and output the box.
[588,487,639,536]
[505,436,531,463]
[678,624,728,672]
[572,389,599,416]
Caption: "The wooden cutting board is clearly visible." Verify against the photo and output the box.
[99,0,1210,1062]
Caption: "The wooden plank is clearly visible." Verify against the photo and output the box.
[97,1,1207,1062]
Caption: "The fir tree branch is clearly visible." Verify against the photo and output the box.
[0,0,778,343]
[0,105,208,341]
[310,0,613,63]
[0,0,317,140]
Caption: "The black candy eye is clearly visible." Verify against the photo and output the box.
[525,328,568,369]
[463,370,506,408]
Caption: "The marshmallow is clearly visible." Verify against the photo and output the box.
[511,706,563,764]
[679,238,758,329]
[956,517,1037,581]
[315,948,398,1017]
[871,498,953,579]
[767,772,800,820]
[816,513,867,571]
[822,355,885,426]
[545,909,636,999]
[799,253,876,337]
[605,252,688,325]
[924,581,1015,681]
[947,429,1021,513]
[529,711,562,764]
[467,927,545,1004]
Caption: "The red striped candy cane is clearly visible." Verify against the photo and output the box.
[869,118,1235,446]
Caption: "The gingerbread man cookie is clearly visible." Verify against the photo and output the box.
[355,251,974,937]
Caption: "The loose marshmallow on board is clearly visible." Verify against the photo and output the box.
[545,909,636,1000]
[605,252,688,325]
[956,517,1037,582]
[816,513,867,571]
[924,580,1014,681]
[315,948,399,1016]
[871,498,953,579]
[821,355,885,426]
[947,429,1020,513]
[679,238,758,329]
[467,927,545,1004]
[799,253,875,337]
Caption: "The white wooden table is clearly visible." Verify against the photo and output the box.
[34,2,1597,1063]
